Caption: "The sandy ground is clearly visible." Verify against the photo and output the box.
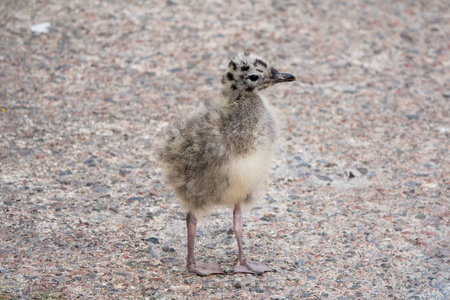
[1,0,449,299]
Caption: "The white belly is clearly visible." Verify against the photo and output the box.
[222,147,274,206]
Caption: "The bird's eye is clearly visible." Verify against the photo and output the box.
[249,74,260,81]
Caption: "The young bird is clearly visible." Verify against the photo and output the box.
[160,52,296,276]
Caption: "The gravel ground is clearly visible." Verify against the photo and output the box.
[1,0,449,299]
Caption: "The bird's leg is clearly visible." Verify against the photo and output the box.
[186,211,224,276]
[233,203,275,274]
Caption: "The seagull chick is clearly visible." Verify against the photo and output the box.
[160,52,296,276]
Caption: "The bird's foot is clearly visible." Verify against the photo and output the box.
[188,262,225,276]
[234,259,275,274]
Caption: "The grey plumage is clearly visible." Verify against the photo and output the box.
[161,53,279,215]
[159,52,296,275]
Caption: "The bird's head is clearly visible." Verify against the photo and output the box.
[221,52,296,100]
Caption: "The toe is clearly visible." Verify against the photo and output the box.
[188,263,225,276]
[234,260,275,274]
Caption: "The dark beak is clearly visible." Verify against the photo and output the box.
[273,72,297,84]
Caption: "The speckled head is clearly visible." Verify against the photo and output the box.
[221,52,296,100]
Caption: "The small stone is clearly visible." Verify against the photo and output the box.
[119,169,131,176]
[416,213,426,219]
[223,237,234,245]
[162,246,175,252]
[294,156,303,162]
[3,200,12,206]
[31,22,51,33]
[356,168,368,175]
[204,243,216,249]
[169,67,183,73]
[260,216,276,222]
[342,85,357,94]
[128,196,144,202]
[316,175,333,182]
[145,237,160,244]
[400,31,415,43]
[324,162,337,168]
[394,226,403,232]
[443,92,450,98]
[406,114,419,120]
[296,162,311,168]
[160,258,175,265]
[84,158,96,167]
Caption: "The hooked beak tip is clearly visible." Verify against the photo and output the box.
[275,73,297,83]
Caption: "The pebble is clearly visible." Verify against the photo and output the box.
[356,168,368,175]
[162,246,175,252]
[407,114,419,120]
[119,169,131,175]
[84,158,97,167]
[204,243,216,249]
[145,237,160,245]
[416,213,426,219]
[31,22,51,33]
[316,175,333,182]
[342,85,357,94]
[169,68,183,73]
[59,170,72,176]
[127,197,144,202]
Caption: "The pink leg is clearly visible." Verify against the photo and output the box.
[186,212,224,276]
[233,203,275,274]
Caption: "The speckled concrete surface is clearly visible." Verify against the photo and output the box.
[0,0,449,299]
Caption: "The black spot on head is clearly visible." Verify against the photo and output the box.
[241,66,250,71]
[229,61,237,71]
[231,84,237,90]
[254,59,268,68]
[256,69,263,73]
[246,87,254,92]
[270,67,279,77]
[226,72,234,81]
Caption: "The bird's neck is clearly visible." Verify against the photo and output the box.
[221,88,239,103]
[221,88,257,105]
